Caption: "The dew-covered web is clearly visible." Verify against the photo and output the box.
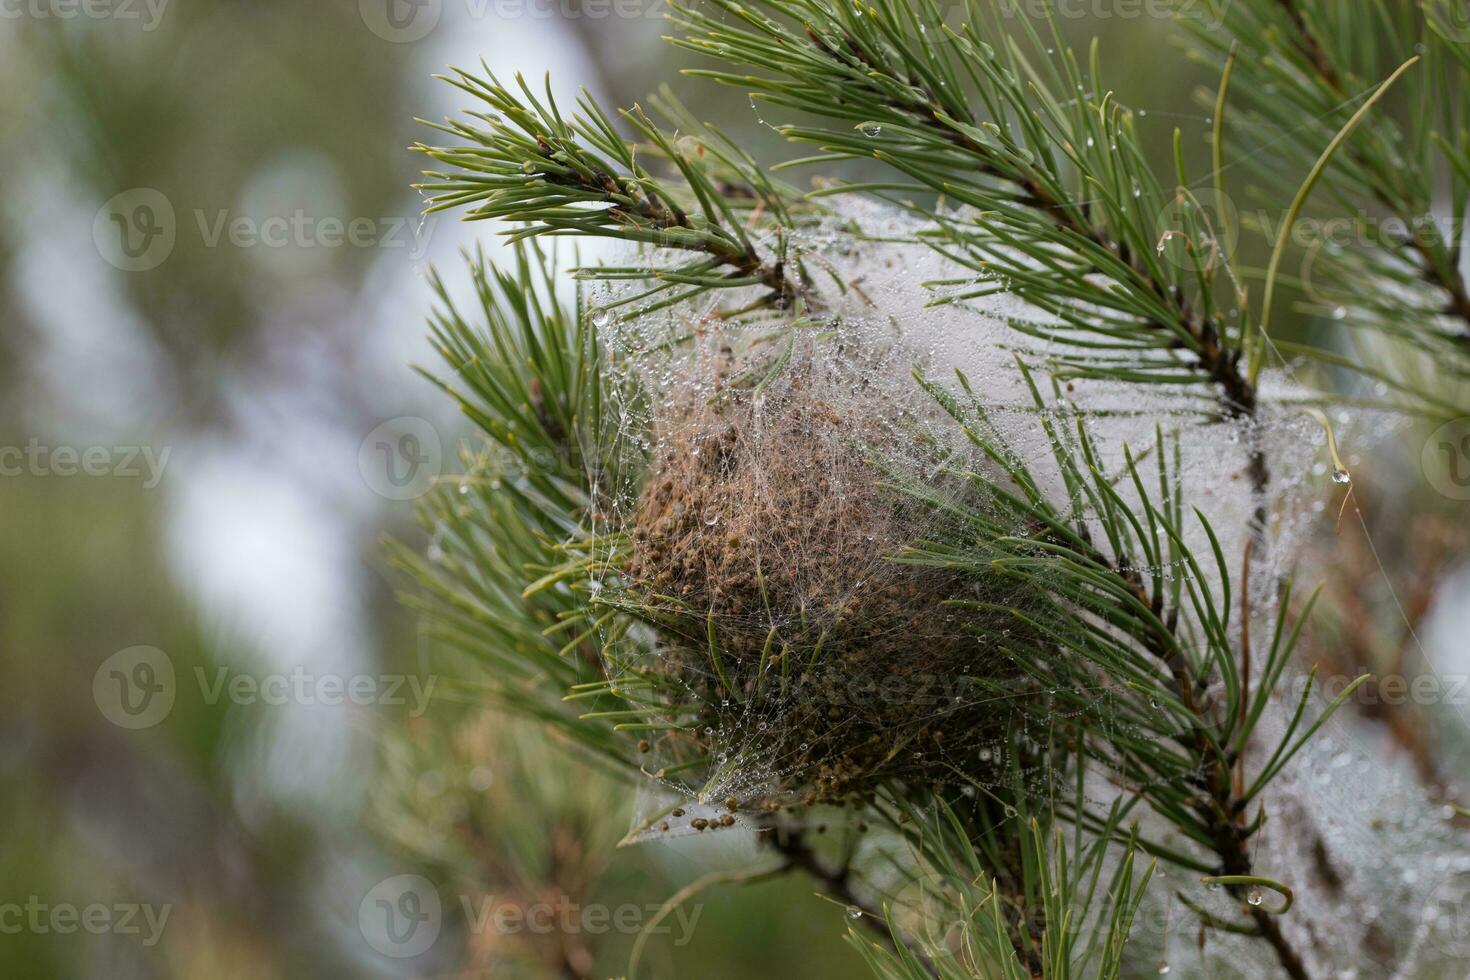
[570,199,1446,964]
[590,292,1044,828]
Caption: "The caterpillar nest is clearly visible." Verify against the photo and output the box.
[617,336,1034,805]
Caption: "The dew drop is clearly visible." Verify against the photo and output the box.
[860,123,883,137]
[845,905,864,920]
[703,506,721,526]
[590,307,613,328]
[1247,885,1264,907]
[1331,467,1351,486]
[1156,962,1171,975]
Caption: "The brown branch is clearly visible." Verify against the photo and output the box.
[535,142,802,310]
[763,828,941,978]
[1208,817,1312,980]
[1275,0,1342,91]
[1078,536,1314,979]
[808,25,1269,504]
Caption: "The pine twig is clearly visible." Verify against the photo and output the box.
[764,829,941,979]
[1244,1,1470,341]
[416,69,804,314]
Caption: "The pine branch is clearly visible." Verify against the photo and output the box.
[674,10,1293,698]
[855,791,1154,980]
[904,365,1368,979]
[416,69,804,315]
[392,9,1437,978]
[390,243,640,770]
[1180,0,1470,393]
[1268,1,1470,335]
[672,0,1273,519]
[1274,0,1342,91]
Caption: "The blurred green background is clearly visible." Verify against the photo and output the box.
[10,2,1464,979]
